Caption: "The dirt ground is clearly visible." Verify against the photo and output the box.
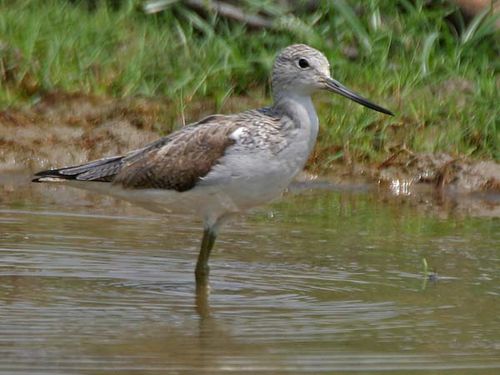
[1,91,499,216]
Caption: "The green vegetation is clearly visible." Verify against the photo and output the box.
[0,0,498,164]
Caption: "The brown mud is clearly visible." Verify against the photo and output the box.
[1,91,499,216]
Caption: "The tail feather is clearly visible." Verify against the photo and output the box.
[33,155,124,183]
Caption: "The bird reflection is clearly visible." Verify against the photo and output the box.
[195,279,211,319]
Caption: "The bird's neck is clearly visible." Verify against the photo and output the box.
[273,93,317,125]
[272,93,319,153]
[273,94,318,134]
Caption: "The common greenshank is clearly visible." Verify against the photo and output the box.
[33,44,393,285]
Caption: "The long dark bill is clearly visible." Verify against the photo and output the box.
[325,77,394,116]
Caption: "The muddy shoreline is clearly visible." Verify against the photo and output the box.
[1,92,499,216]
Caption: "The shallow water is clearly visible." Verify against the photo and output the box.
[0,173,499,374]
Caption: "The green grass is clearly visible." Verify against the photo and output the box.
[0,0,498,163]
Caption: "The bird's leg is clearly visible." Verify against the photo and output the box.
[195,227,217,285]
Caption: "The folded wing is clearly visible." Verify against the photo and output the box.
[33,114,240,192]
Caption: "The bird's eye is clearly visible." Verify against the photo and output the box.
[298,58,310,69]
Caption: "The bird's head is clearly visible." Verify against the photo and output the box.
[272,44,393,116]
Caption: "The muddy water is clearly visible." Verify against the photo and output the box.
[0,173,499,374]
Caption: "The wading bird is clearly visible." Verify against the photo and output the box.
[33,44,393,286]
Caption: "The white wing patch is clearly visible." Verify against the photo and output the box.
[229,127,246,142]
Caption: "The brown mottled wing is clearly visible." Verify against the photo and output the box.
[112,115,240,191]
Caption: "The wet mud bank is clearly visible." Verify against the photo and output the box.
[1,92,499,216]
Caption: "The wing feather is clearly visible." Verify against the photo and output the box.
[113,116,240,191]
[33,156,124,182]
